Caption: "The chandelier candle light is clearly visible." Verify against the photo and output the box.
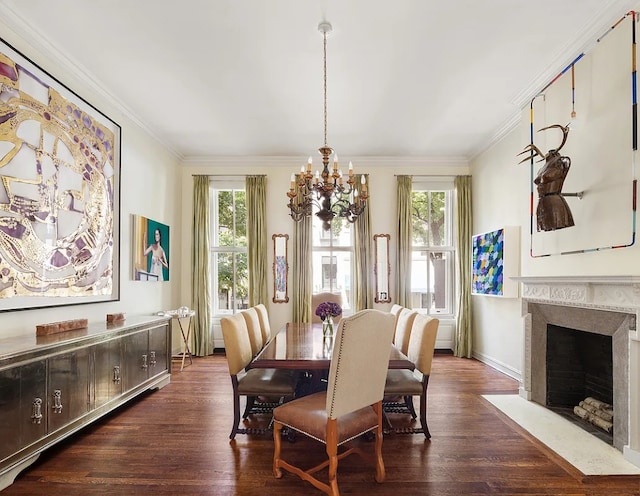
[286,21,368,231]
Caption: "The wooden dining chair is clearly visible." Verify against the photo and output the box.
[384,314,439,438]
[243,305,280,418]
[393,307,418,355]
[241,307,264,357]
[254,304,271,343]
[221,313,296,440]
[390,304,403,320]
[272,309,396,495]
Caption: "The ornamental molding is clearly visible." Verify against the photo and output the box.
[513,276,640,312]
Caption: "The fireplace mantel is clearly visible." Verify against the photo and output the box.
[514,276,640,327]
[516,275,640,467]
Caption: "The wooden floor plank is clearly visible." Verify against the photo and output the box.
[3,353,639,495]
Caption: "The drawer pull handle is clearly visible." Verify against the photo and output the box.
[31,398,43,424]
[149,351,157,366]
[52,389,63,414]
[113,365,121,384]
[141,354,148,369]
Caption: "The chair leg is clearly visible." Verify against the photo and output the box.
[273,421,283,478]
[230,378,241,440]
[420,378,431,439]
[404,395,417,419]
[373,401,386,483]
[326,419,340,496]
[243,396,256,419]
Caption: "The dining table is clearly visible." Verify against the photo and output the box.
[248,321,414,371]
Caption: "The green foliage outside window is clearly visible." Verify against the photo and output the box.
[412,191,445,254]
[216,190,248,307]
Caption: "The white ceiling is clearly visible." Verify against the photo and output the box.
[0,0,637,162]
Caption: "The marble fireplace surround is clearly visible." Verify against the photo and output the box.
[516,276,640,468]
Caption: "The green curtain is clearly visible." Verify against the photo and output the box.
[292,212,312,322]
[246,175,268,306]
[396,175,412,307]
[353,173,373,311]
[191,175,212,356]
[454,175,473,358]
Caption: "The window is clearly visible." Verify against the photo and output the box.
[209,180,248,316]
[411,179,455,316]
[311,214,352,313]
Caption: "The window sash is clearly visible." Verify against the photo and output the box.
[410,179,455,317]
[209,182,248,317]
[311,214,354,312]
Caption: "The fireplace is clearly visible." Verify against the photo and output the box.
[516,276,640,468]
[546,324,614,443]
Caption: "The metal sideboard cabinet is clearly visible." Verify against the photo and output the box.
[0,315,171,491]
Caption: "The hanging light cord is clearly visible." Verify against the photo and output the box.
[323,28,328,147]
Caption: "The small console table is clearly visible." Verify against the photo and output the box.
[161,308,195,371]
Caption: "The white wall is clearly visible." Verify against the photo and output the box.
[470,13,640,379]
[0,20,182,341]
[180,158,470,348]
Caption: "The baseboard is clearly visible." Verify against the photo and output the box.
[624,445,640,468]
[472,350,522,382]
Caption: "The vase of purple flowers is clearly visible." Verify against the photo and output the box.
[315,301,342,337]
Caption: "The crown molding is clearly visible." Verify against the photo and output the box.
[180,155,470,168]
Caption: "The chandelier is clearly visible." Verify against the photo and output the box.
[287,21,368,231]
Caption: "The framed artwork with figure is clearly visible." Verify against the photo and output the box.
[0,36,121,311]
[133,215,170,282]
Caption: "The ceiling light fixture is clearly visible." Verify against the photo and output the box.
[286,20,368,231]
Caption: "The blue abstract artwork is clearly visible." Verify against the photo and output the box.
[472,228,504,296]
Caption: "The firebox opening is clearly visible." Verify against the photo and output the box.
[546,324,614,445]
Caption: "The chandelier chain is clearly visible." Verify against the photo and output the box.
[323,29,328,147]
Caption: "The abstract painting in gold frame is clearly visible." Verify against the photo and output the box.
[0,37,121,311]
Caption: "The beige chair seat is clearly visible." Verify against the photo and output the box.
[238,368,296,395]
[274,391,379,445]
[384,370,423,395]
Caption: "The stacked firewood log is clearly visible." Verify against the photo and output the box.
[573,397,613,433]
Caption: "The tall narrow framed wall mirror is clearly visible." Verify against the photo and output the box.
[272,234,289,303]
[374,233,391,303]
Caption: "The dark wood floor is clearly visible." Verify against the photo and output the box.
[3,353,640,496]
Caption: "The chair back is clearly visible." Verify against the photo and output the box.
[221,313,253,376]
[394,308,418,355]
[326,309,395,419]
[312,292,343,324]
[390,304,403,328]
[242,307,264,356]
[254,304,271,342]
[406,314,440,375]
